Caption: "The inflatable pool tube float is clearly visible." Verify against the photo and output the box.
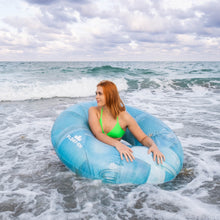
[51,101,183,184]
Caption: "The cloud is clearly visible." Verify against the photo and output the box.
[25,0,57,4]
[196,1,220,28]
[0,0,219,61]
[24,0,89,5]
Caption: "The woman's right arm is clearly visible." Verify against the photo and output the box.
[88,107,135,162]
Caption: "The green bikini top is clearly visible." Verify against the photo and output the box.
[99,108,125,138]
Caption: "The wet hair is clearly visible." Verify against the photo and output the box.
[97,80,125,118]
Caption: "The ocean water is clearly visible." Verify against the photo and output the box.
[0,61,220,220]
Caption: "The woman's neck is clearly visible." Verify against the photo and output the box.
[101,105,113,116]
[102,105,109,112]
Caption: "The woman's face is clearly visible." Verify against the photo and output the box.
[96,86,106,107]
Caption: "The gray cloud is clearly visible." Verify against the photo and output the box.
[25,0,58,5]
[196,1,220,28]
[25,0,89,5]
[38,7,77,29]
[133,32,177,44]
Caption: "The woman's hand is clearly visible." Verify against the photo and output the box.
[115,143,135,162]
[148,144,165,164]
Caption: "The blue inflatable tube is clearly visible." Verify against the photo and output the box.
[51,101,183,184]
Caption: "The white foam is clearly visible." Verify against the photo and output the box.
[1,77,128,101]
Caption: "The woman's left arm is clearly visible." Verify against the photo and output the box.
[124,112,165,164]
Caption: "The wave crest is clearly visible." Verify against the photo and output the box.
[1,78,128,101]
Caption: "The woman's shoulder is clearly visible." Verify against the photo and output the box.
[119,110,137,127]
[89,106,101,117]
[89,106,98,111]
[89,106,99,113]
[119,110,132,121]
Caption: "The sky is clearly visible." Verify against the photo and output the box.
[0,0,220,61]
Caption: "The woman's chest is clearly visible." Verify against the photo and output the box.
[101,114,126,133]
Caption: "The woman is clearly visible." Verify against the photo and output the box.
[88,80,165,164]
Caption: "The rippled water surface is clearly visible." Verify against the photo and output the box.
[0,62,220,219]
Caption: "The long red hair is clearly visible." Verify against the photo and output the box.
[97,80,125,118]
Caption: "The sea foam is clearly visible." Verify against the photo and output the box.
[1,77,128,101]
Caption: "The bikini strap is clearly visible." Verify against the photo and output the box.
[100,108,105,133]
[100,107,103,117]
